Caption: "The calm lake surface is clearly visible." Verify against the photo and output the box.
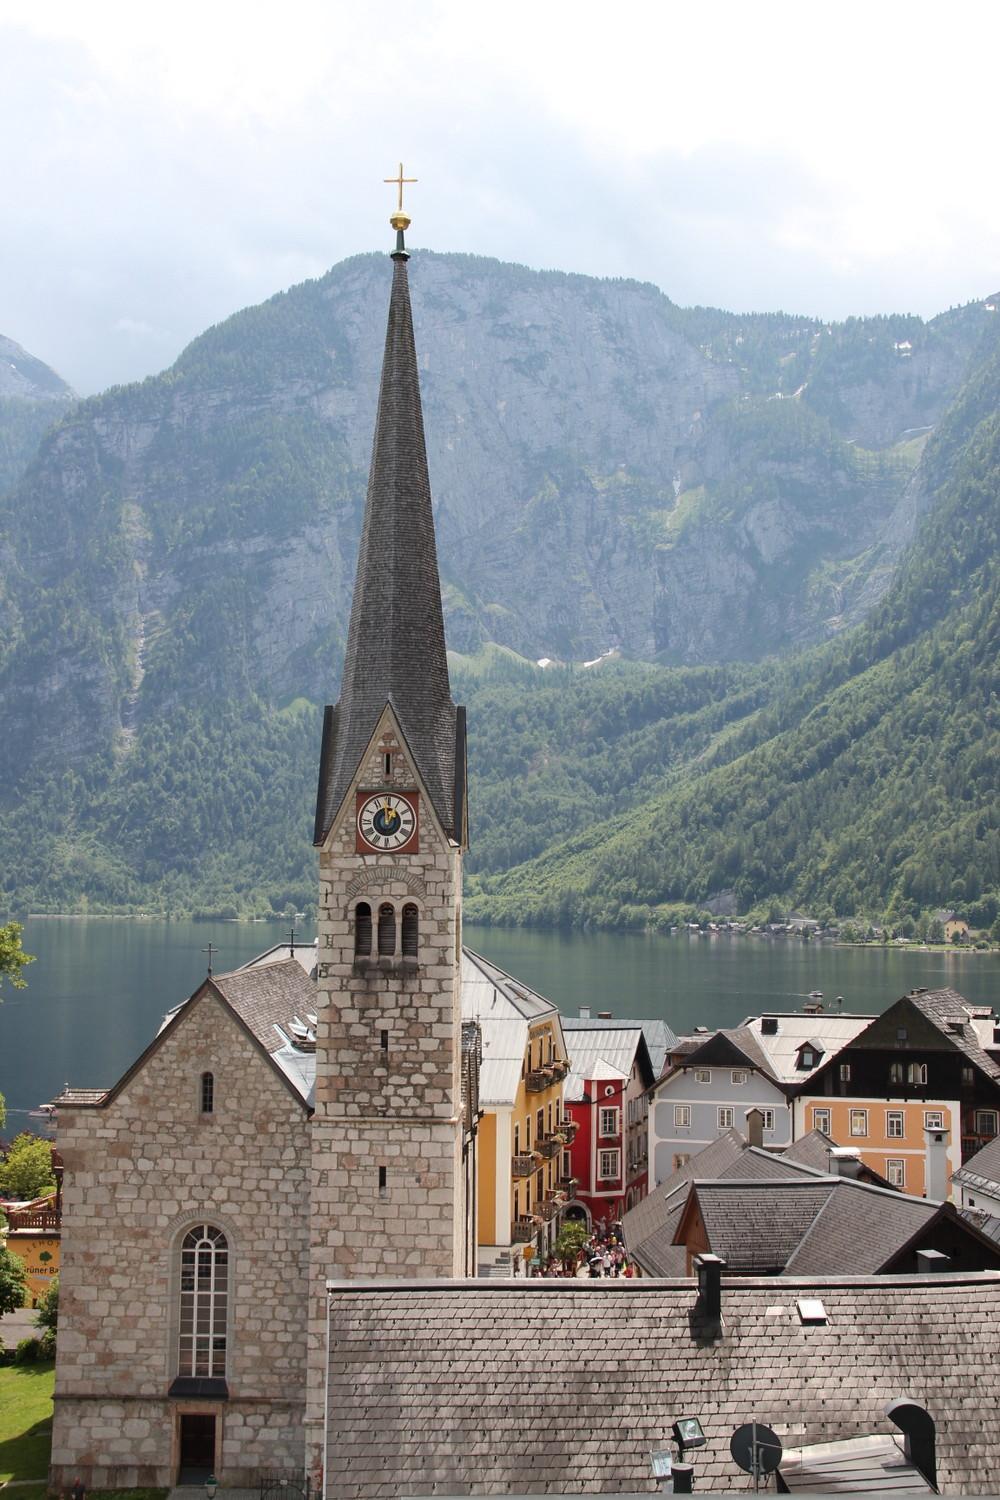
[1,917,998,1124]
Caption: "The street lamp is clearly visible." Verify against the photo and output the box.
[205,1476,218,1500]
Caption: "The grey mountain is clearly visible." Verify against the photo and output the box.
[0,333,74,495]
[0,252,994,794]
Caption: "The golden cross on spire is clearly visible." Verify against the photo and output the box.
[384,162,417,214]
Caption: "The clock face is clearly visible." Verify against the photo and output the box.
[356,792,418,852]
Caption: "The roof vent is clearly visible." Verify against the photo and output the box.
[579,1006,592,1020]
[948,1021,964,1035]
[597,1010,613,1019]
[761,1017,779,1035]
[796,1297,827,1324]
[916,1248,950,1274]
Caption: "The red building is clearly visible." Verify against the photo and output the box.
[561,1020,657,1229]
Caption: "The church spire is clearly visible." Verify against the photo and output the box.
[314,189,466,847]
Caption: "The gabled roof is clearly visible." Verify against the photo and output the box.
[562,1015,676,1079]
[782,1129,894,1187]
[562,1026,653,1102]
[314,247,464,846]
[678,1179,837,1272]
[324,1274,1000,1495]
[460,948,563,1108]
[661,1025,780,1084]
[55,972,312,1115]
[783,1178,937,1275]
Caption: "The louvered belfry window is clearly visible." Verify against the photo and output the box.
[377,903,396,956]
[354,902,373,956]
[179,1224,228,1377]
[401,903,419,957]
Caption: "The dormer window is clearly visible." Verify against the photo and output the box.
[796,1042,824,1071]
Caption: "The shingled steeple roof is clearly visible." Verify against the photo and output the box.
[314,234,466,846]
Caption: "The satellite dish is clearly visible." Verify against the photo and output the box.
[730,1423,783,1476]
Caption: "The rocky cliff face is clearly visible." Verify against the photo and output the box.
[0,254,994,791]
[0,333,74,496]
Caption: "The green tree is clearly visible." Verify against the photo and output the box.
[0,921,34,994]
[0,1246,27,1315]
[555,1220,590,1266]
[0,1134,55,1200]
[33,1275,58,1333]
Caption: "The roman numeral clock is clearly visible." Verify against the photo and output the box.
[355,790,419,854]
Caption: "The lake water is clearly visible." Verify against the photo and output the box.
[1,916,998,1125]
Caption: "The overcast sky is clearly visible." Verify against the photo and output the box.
[2,0,999,394]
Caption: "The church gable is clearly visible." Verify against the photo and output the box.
[319,704,451,859]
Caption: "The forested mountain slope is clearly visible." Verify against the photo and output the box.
[465,324,1000,928]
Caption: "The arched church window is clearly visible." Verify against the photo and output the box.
[377,903,396,956]
[354,902,372,957]
[200,1072,214,1114]
[178,1224,228,1378]
[401,903,419,958]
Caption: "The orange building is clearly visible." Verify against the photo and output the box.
[795,1097,959,1198]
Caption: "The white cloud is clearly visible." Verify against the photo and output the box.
[0,0,998,390]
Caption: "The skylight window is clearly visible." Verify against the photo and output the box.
[797,1298,828,1325]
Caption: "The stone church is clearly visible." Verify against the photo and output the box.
[50,203,478,1491]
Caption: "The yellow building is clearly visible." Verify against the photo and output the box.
[4,1196,60,1306]
[462,949,574,1272]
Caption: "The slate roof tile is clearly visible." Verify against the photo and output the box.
[326,1276,1000,1496]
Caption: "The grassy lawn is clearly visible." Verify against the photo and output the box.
[0,1360,55,1482]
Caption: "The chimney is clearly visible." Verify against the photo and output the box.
[916,1248,950,1274]
[579,1006,591,1020]
[746,1107,764,1149]
[886,1399,936,1490]
[828,1145,863,1178]
[924,1125,950,1201]
[694,1253,726,1337]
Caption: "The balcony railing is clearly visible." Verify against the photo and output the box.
[6,1208,59,1231]
[537,1136,561,1159]
[512,1217,539,1243]
[526,1068,556,1093]
[534,1199,558,1222]
[558,1116,578,1140]
[511,1153,536,1178]
[558,1174,578,1195]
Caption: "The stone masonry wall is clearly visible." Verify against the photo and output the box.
[306,710,466,1482]
[52,992,310,1488]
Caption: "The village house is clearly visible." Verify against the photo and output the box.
[647,1026,790,1185]
[559,1017,656,1225]
[793,988,1000,1196]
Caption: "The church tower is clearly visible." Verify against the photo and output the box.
[306,185,469,1476]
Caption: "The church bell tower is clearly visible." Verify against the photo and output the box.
[309,179,469,1286]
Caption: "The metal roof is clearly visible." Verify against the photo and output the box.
[742,1012,876,1083]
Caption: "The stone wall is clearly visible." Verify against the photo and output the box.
[52,991,310,1488]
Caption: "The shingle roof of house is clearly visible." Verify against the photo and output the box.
[622,1129,747,1263]
[782,1179,936,1275]
[951,1132,1000,1194]
[324,1274,1000,1495]
[908,988,1000,1082]
[684,1180,837,1272]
